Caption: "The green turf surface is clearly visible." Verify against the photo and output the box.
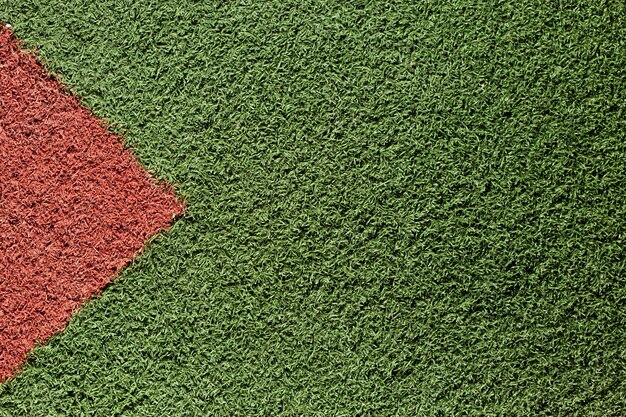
[1,0,626,415]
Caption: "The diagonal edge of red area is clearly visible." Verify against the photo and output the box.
[0,26,185,381]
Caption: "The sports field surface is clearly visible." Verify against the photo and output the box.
[1,1,625,415]
[0,26,183,380]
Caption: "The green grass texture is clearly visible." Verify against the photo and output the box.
[1,1,625,415]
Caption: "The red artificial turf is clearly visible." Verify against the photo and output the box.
[0,26,183,381]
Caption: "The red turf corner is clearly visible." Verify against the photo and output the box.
[0,27,183,380]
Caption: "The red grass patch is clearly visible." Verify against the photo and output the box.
[0,26,183,381]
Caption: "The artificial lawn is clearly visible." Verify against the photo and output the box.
[0,26,182,380]
[1,0,625,415]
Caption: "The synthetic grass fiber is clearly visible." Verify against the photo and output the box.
[1,0,625,415]
[0,26,183,381]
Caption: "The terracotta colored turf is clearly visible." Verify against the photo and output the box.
[0,27,183,381]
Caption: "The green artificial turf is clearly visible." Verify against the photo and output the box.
[1,0,626,415]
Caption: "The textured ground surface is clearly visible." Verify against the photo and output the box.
[0,1,625,416]
[0,27,182,381]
